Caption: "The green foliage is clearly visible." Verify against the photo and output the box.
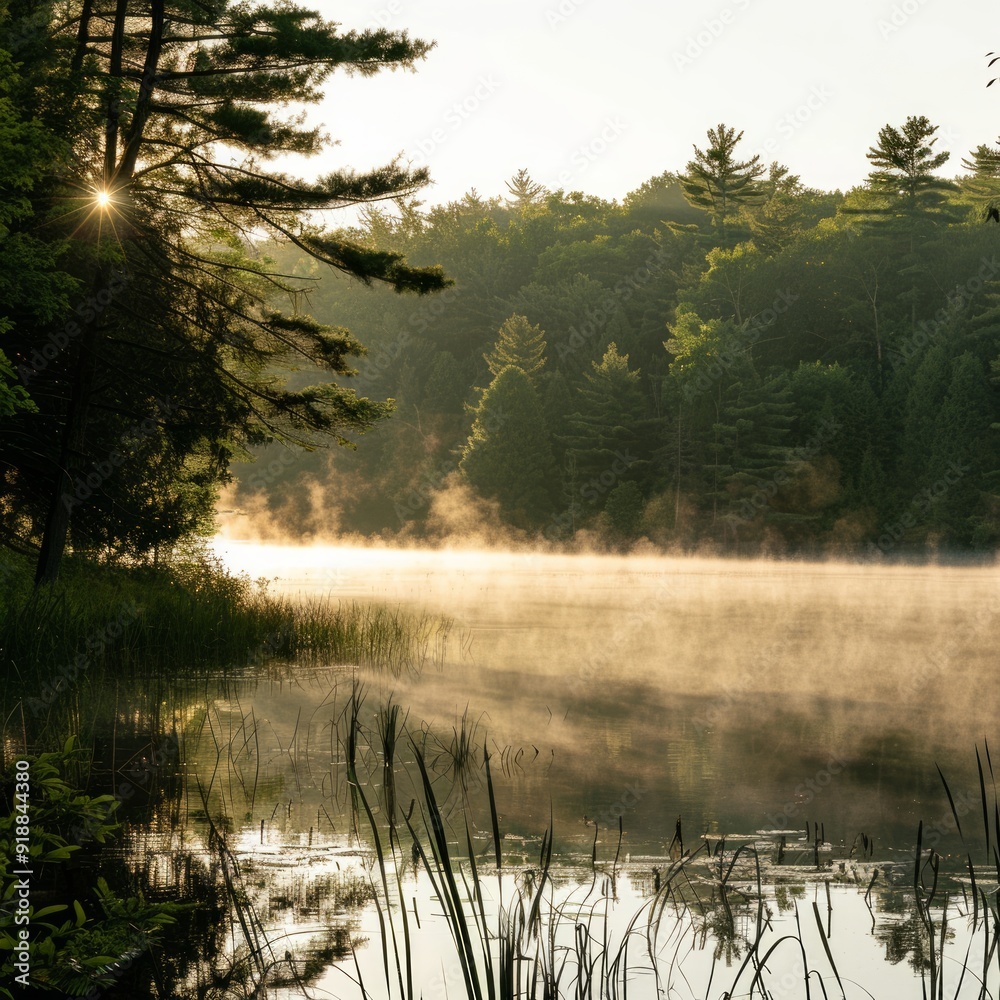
[227,117,1000,554]
[0,550,442,740]
[604,480,644,539]
[0,739,186,998]
[483,314,547,384]
[0,1,448,575]
[460,366,556,528]
[680,123,766,241]
[960,141,1000,220]
[865,115,955,216]
[505,168,547,210]
[563,343,648,499]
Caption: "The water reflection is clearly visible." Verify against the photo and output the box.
[102,544,1000,996]
[211,543,1000,853]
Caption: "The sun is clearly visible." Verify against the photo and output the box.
[95,189,112,210]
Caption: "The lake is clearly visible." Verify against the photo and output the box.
[122,541,994,997]
[210,542,1000,857]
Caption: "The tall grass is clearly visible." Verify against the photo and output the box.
[82,691,1000,999]
[0,551,448,753]
[333,730,1000,1000]
[1,553,445,675]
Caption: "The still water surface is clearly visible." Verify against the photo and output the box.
[211,542,1000,855]
[132,542,1000,997]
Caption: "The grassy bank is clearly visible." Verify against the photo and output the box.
[0,550,447,751]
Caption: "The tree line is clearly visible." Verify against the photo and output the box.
[240,119,1000,555]
[2,2,999,567]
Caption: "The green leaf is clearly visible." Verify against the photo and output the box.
[82,955,118,968]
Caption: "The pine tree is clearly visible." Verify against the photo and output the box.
[562,344,647,503]
[604,480,644,538]
[898,342,951,490]
[459,366,556,527]
[422,351,466,414]
[541,369,573,463]
[505,168,547,209]
[865,115,956,216]
[483,314,547,384]
[926,352,991,541]
[680,123,765,242]
[960,142,1000,221]
[0,2,449,581]
[744,163,804,255]
[712,374,796,527]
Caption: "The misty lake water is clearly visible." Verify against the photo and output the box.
[210,542,1000,855]
[120,541,1000,997]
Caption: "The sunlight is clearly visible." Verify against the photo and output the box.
[94,189,112,210]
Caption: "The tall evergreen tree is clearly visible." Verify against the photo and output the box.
[710,374,796,528]
[563,343,647,500]
[744,163,804,256]
[0,1,449,581]
[680,123,765,242]
[960,141,1000,221]
[505,168,547,210]
[926,352,992,542]
[483,314,547,384]
[865,115,955,216]
[459,365,555,527]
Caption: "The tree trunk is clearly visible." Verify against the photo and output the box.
[34,278,106,585]
[35,1,136,585]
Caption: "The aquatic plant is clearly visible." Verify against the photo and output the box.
[0,739,187,998]
[0,551,447,752]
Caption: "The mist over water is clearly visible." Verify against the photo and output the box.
[211,540,1000,856]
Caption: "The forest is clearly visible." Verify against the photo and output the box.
[1,0,999,563]
[233,121,1000,556]
[5,4,1000,997]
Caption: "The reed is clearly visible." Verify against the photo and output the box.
[0,551,445,752]
[375,696,406,830]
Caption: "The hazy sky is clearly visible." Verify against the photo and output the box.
[310,0,998,208]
